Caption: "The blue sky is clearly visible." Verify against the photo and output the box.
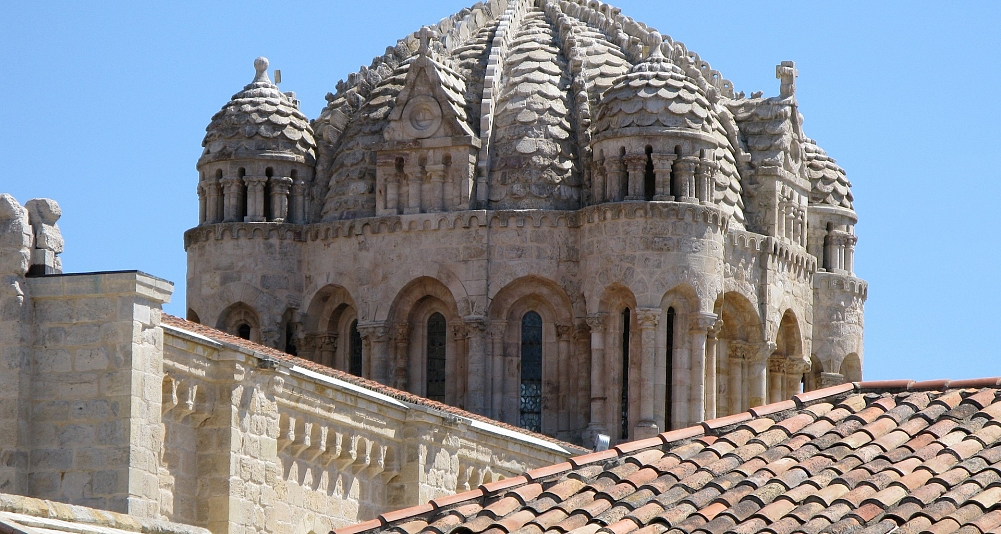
[3,2,1000,381]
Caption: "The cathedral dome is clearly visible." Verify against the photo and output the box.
[199,57,316,168]
[592,33,715,137]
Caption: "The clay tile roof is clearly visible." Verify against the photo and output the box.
[334,379,1001,534]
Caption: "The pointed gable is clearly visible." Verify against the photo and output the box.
[385,28,474,141]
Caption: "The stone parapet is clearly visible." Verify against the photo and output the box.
[160,317,578,534]
[24,270,173,518]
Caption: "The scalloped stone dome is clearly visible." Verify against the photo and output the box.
[199,57,316,167]
[592,42,715,136]
[804,138,853,210]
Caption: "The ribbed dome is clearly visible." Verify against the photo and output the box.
[804,138,853,210]
[592,34,715,136]
[200,57,316,167]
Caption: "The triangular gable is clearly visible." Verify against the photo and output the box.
[385,28,474,141]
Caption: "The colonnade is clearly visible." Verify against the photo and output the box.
[592,148,717,204]
[375,152,474,216]
[198,169,310,225]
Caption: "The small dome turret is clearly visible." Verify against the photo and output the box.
[199,57,316,167]
[195,58,317,226]
[592,32,715,136]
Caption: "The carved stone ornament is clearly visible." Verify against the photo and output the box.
[401,95,443,139]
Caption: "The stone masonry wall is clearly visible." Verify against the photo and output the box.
[24,272,173,517]
[162,320,576,534]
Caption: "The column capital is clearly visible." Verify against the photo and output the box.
[357,322,389,341]
[635,307,661,328]
[751,341,778,362]
[556,324,574,339]
[708,319,724,339]
[784,358,811,374]
[585,312,607,331]
[244,176,268,186]
[269,175,293,189]
[451,323,467,340]
[463,315,488,332]
[488,320,507,338]
[394,323,409,342]
[689,312,718,333]
[622,154,648,172]
[650,153,677,170]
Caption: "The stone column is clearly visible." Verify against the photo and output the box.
[205,177,222,223]
[386,175,400,215]
[197,183,207,224]
[221,177,244,222]
[673,157,699,202]
[728,341,747,414]
[405,165,422,215]
[556,324,573,436]
[290,178,306,224]
[317,334,338,368]
[358,322,390,383]
[592,161,607,204]
[464,316,488,415]
[696,156,716,204]
[749,342,776,407]
[844,232,857,274]
[634,308,660,438]
[624,155,647,201]
[785,359,809,399]
[426,164,445,212]
[651,154,677,201]
[269,176,293,222]
[604,156,626,202]
[768,358,783,403]
[489,321,507,419]
[705,319,722,420]
[244,176,268,222]
[393,324,409,390]
[583,313,607,446]
[689,313,716,424]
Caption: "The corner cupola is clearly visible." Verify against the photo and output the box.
[374,28,480,216]
[590,32,723,205]
[196,57,317,226]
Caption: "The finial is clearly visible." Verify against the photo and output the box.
[418,27,438,55]
[776,60,797,98]
[643,31,665,60]
[254,56,271,83]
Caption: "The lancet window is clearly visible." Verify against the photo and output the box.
[519,311,543,433]
[426,312,447,402]
[349,320,363,376]
[621,308,631,440]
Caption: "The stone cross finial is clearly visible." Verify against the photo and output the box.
[418,27,438,55]
[254,56,271,84]
[643,31,665,60]
[776,60,797,98]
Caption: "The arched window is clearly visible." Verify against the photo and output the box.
[519,311,543,433]
[284,322,297,356]
[237,323,251,340]
[621,308,631,440]
[426,313,447,402]
[644,145,655,200]
[665,307,675,430]
[349,320,363,376]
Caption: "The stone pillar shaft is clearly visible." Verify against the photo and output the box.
[604,157,626,202]
[464,316,488,415]
[584,314,607,444]
[291,179,306,224]
[624,155,647,201]
[204,178,221,223]
[635,308,660,438]
[674,158,698,202]
[405,167,422,215]
[689,313,716,424]
[244,176,268,222]
[427,164,445,212]
[269,176,293,222]
[651,154,676,201]
[221,177,244,222]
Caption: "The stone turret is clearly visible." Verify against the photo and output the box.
[197,57,317,225]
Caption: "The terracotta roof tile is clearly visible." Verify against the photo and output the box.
[339,383,1001,534]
